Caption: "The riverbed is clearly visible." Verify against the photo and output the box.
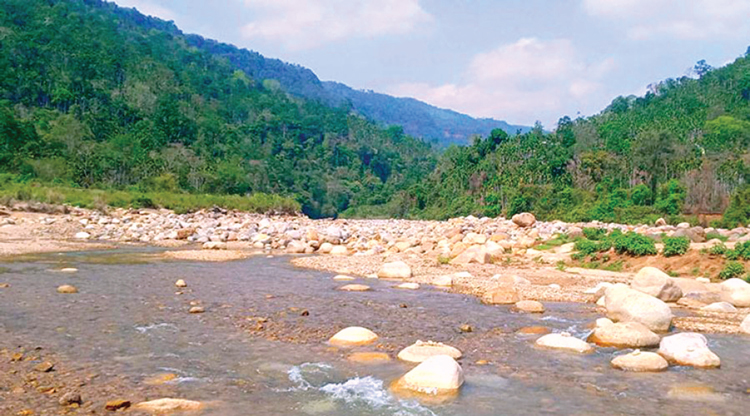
[0,248,747,415]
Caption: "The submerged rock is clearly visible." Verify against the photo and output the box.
[604,284,673,332]
[338,284,371,292]
[397,340,462,363]
[57,284,78,294]
[392,355,464,395]
[333,274,355,281]
[347,352,391,364]
[535,332,594,354]
[395,282,420,290]
[658,333,720,368]
[611,350,668,372]
[329,327,378,346]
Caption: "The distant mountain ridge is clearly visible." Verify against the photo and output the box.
[183,36,529,146]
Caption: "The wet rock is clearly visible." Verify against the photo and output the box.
[333,274,355,281]
[174,279,187,288]
[58,391,83,406]
[514,300,545,313]
[700,302,737,313]
[133,398,203,412]
[482,285,520,305]
[395,282,420,290]
[740,315,750,335]
[60,268,78,273]
[377,261,412,279]
[631,267,683,302]
[34,361,55,372]
[459,324,473,333]
[667,384,726,402]
[512,212,536,228]
[398,341,462,363]
[338,284,371,292]
[144,373,178,385]
[188,306,205,314]
[57,285,78,294]
[347,352,391,364]
[588,321,660,348]
[329,327,378,346]
[658,332,720,368]
[105,399,131,411]
[719,278,750,307]
[517,326,551,335]
[611,350,668,372]
[535,332,594,353]
[604,284,673,332]
[393,355,464,395]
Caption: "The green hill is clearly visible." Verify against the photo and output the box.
[0,0,435,217]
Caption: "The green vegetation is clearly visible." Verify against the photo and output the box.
[662,236,690,257]
[719,261,746,280]
[611,232,657,256]
[535,233,571,250]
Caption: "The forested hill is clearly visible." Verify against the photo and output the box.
[370,52,750,226]
[0,0,436,218]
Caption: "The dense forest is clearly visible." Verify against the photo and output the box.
[374,55,750,227]
[0,0,435,218]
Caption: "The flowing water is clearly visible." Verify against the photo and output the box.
[0,248,748,415]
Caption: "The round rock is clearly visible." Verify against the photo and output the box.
[514,300,545,313]
[329,327,378,346]
[377,261,412,279]
[588,321,660,348]
[535,332,594,354]
[658,332,720,368]
[57,285,78,294]
[393,355,464,396]
[397,341,462,363]
[611,350,668,372]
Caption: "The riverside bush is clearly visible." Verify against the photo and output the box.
[719,261,746,280]
[662,236,690,257]
[612,232,657,256]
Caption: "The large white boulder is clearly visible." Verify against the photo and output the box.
[611,350,668,372]
[631,267,683,302]
[377,261,412,279]
[535,332,594,354]
[658,333,720,368]
[398,341,462,363]
[605,284,673,332]
[329,327,378,346]
[588,321,660,348]
[720,278,750,307]
[393,355,464,395]
[512,213,536,228]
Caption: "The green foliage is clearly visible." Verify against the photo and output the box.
[663,236,690,257]
[718,261,746,280]
[612,232,657,256]
[722,186,750,227]
[709,243,728,256]
[583,227,607,240]
[705,232,728,242]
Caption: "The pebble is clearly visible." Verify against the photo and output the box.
[175,279,187,288]
[105,399,131,411]
[58,392,83,406]
[57,285,78,294]
[34,361,55,372]
[188,306,205,314]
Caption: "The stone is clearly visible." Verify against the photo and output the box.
[133,398,203,413]
[431,275,453,287]
[377,261,412,279]
[535,332,594,354]
[611,350,668,372]
[333,274,355,281]
[588,321,660,348]
[59,391,83,406]
[329,327,378,346]
[318,242,334,254]
[514,300,545,313]
[584,282,614,298]
[397,341,462,363]
[667,384,726,402]
[144,373,178,385]
[338,284,371,292]
[60,268,78,273]
[658,332,720,368]
[450,244,490,265]
[34,361,55,372]
[175,279,187,288]
[567,226,583,238]
[202,241,227,250]
[517,326,551,335]
[105,399,131,411]
[459,324,473,333]
[604,284,673,332]
[655,218,667,227]
[700,302,737,313]
[482,286,520,305]
[286,240,308,254]
[74,231,91,239]
[57,285,78,294]
[395,282,420,290]
[631,267,683,302]
[740,314,750,335]
[393,355,464,395]
[188,306,205,314]
[512,212,536,228]
[719,278,750,307]
[330,245,349,256]
[347,352,391,364]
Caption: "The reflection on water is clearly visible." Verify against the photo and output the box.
[0,249,748,415]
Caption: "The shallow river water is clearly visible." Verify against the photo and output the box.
[0,248,748,415]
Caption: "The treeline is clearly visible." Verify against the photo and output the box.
[0,0,435,218]
[359,54,750,227]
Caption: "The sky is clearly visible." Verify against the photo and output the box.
[111,0,750,127]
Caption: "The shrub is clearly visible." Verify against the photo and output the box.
[612,232,657,256]
[663,236,690,257]
[583,227,607,240]
[709,243,728,256]
[574,239,600,255]
[705,232,728,242]
[718,261,746,280]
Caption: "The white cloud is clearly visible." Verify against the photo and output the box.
[239,0,432,50]
[112,0,177,21]
[387,38,614,127]
[583,0,750,40]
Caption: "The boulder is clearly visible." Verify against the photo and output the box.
[377,261,412,279]
[535,332,594,354]
[318,242,334,254]
[740,315,750,335]
[393,355,464,395]
[719,278,750,307]
[482,286,520,305]
[514,300,545,313]
[431,275,453,287]
[658,333,720,368]
[700,302,737,313]
[202,241,227,250]
[450,244,490,265]
[588,321,660,348]
[329,327,378,346]
[60,268,78,273]
[611,350,668,372]
[567,226,583,239]
[285,240,308,254]
[631,267,683,302]
[133,398,203,412]
[330,245,349,256]
[338,284,371,292]
[512,213,536,228]
[604,284,673,332]
[398,341,462,363]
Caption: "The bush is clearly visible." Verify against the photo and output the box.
[612,232,657,256]
[663,236,690,257]
[583,227,607,240]
[718,261,746,280]
[709,243,728,256]
[574,239,600,255]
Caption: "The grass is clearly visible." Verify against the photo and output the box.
[535,233,570,251]
[0,179,300,214]
[705,232,728,242]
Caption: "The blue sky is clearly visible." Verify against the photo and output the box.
[112,0,750,127]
